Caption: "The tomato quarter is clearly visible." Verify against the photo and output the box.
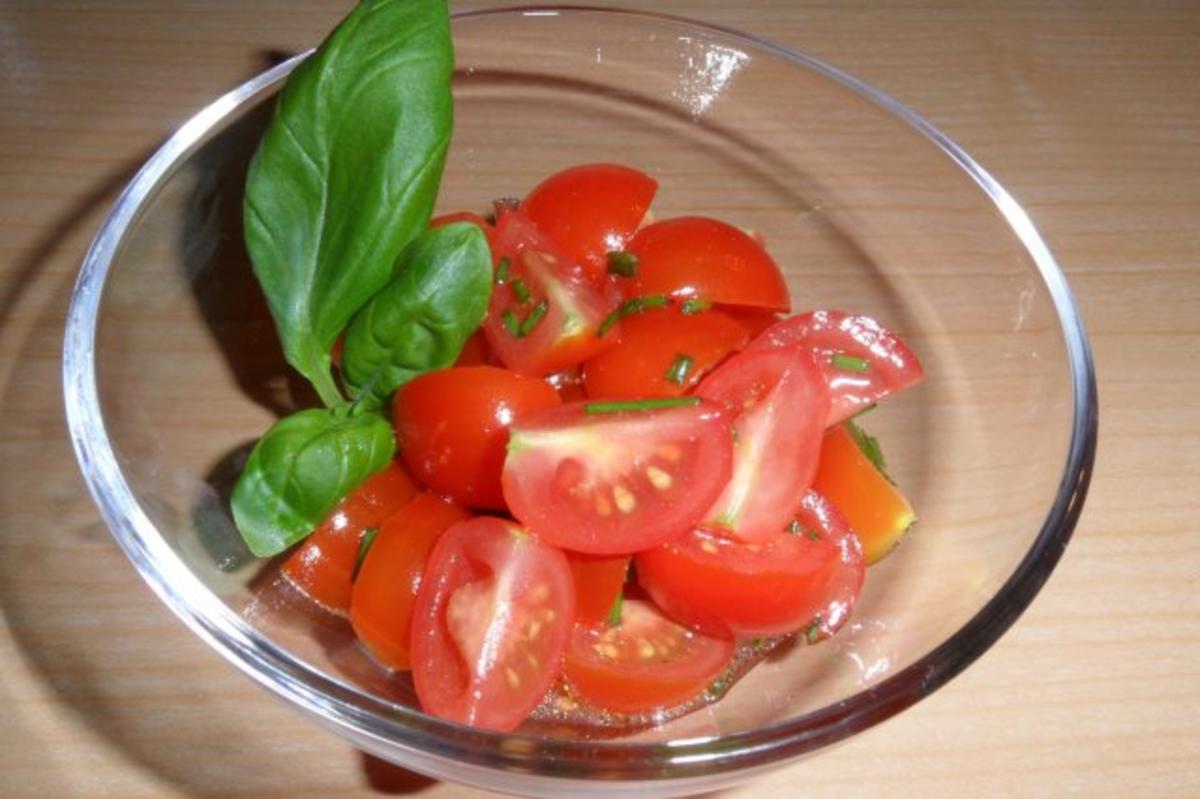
[410,517,574,731]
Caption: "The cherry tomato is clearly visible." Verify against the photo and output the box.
[431,210,496,250]
[624,217,790,312]
[566,552,630,624]
[812,422,916,564]
[721,306,781,339]
[562,598,733,714]
[522,163,658,282]
[281,463,416,614]
[453,330,497,367]
[483,210,621,377]
[503,400,734,555]
[545,366,589,403]
[349,493,470,671]
[695,346,830,543]
[582,305,749,399]
[635,491,865,638]
[393,366,561,511]
[746,310,925,425]
[410,517,574,731]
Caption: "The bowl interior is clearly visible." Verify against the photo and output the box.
[77,5,1084,784]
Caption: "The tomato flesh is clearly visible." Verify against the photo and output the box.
[696,346,830,542]
[393,366,561,511]
[582,305,749,399]
[563,599,733,714]
[410,517,574,731]
[281,462,416,614]
[521,163,658,282]
[624,217,790,312]
[503,401,734,555]
[813,423,916,564]
[350,493,470,671]
[636,491,865,638]
[483,210,621,377]
[747,310,925,425]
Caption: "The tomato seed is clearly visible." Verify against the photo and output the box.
[656,444,682,463]
[637,638,656,659]
[645,465,672,490]
[526,620,542,639]
[594,493,613,516]
[700,540,719,554]
[531,584,550,602]
[613,485,636,513]
[506,666,521,689]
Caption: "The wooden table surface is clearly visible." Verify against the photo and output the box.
[2,1,1198,796]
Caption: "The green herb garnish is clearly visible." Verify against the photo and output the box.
[351,527,380,582]
[511,277,531,303]
[831,352,870,373]
[597,294,669,337]
[805,619,823,645]
[681,298,712,315]
[584,396,701,415]
[845,418,891,480]
[519,299,549,336]
[495,256,512,285]
[606,250,639,278]
[606,592,624,627]
[502,308,521,337]
[664,353,694,385]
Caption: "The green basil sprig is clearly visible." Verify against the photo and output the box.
[341,222,492,406]
[243,0,454,406]
[231,407,395,557]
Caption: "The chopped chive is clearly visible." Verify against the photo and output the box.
[831,352,870,373]
[664,353,694,385]
[502,308,521,337]
[606,250,640,278]
[681,297,712,315]
[806,529,822,541]
[351,527,380,583]
[596,294,669,337]
[606,592,624,627]
[511,277,531,303]
[851,403,877,419]
[706,676,731,700]
[805,618,823,645]
[519,299,549,336]
[584,396,701,415]
[845,418,891,480]
[786,519,803,535]
[494,256,512,285]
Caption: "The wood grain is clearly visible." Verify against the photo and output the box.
[1,1,1198,797]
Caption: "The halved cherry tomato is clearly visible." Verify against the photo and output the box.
[567,553,630,624]
[747,310,925,425]
[812,422,916,564]
[545,366,589,403]
[349,493,470,671]
[635,491,865,638]
[431,210,496,250]
[453,330,497,367]
[503,400,733,555]
[721,306,781,339]
[281,463,416,614]
[562,598,733,714]
[393,366,561,511]
[696,346,830,542]
[582,305,749,399]
[410,517,573,731]
[522,163,658,282]
[624,217,790,312]
[483,210,621,377]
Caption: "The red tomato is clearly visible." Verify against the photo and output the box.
[747,310,925,425]
[349,493,470,671]
[393,366,561,510]
[635,491,865,638]
[566,552,630,624]
[281,463,416,614]
[431,210,496,250]
[483,210,621,377]
[562,599,733,714]
[582,305,749,399]
[545,366,589,403]
[502,400,734,555]
[695,346,830,542]
[721,306,781,339]
[453,330,497,367]
[410,517,574,731]
[624,217,790,312]
[522,163,658,282]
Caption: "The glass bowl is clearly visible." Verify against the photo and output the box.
[63,6,1097,797]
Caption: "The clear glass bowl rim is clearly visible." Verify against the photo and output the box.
[62,4,1099,783]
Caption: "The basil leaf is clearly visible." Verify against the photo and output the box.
[243,0,454,407]
[231,407,395,557]
[341,222,492,404]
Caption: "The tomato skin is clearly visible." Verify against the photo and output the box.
[522,163,658,282]
[349,493,470,670]
[393,366,561,511]
[410,517,574,731]
[635,491,865,638]
[721,306,781,339]
[503,400,734,555]
[281,463,417,614]
[624,217,790,312]
[567,553,630,624]
[562,599,733,714]
[747,310,925,425]
[582,305,749,399]
[696,345,830,543]
[812,423,916,564]
[483,210,621,377]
